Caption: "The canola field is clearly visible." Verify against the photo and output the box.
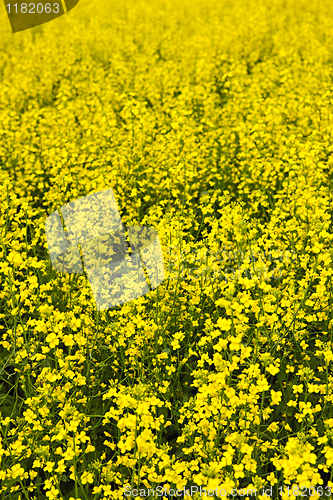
[1,0,333,498]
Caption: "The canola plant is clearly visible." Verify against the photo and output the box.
[0,0,333,498]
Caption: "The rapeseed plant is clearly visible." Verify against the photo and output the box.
[1,0,333,498]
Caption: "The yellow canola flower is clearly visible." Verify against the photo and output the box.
[217,318,232,331]
[1,0,333,496]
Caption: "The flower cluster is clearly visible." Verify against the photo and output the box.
[166,245,297,284]
[1,0,333,498]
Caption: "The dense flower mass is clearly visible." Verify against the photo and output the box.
[1,0,333,498]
